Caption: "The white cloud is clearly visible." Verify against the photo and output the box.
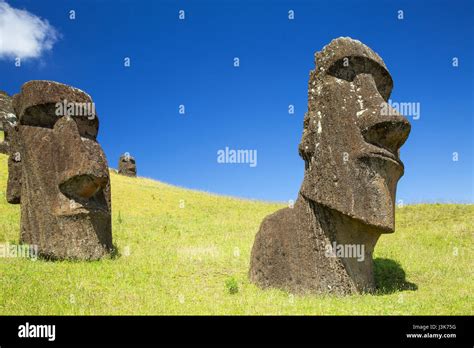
[0,0,58,60]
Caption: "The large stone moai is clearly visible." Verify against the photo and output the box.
[118,153,137,177]
[0,91,17,155]
[249,38,411,294]
[7,80,113,260]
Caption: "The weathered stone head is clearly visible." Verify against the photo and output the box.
[249,38,411,294]
[299,37,410,231]
[0,91,17,155]
[118,153,137,177]
[7,80,113,260]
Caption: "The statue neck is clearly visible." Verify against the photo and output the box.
[298,194,381,293]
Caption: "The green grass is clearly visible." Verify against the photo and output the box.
[0,151,472,315]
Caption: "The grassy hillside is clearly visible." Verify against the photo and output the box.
[0,148,472,315]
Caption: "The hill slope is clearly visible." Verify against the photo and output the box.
[0,150,472,315]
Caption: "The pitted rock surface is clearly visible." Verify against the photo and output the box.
[0,91,16,154]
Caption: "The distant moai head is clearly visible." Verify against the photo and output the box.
[118,152,137,177]
[8,80,112,260]
[298,37,410,232]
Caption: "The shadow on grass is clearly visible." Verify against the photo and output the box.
[110,243,121,259]
[29,242,122,262]
[374,258,418,294]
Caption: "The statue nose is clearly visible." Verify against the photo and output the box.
[352,74,411,155]
[361,108,411,155]
[53,115,110,203]
[59,174,108,201]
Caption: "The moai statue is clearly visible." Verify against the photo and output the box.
[7,80,113,260]
[249,38,411,294]
[118,152,137,177]
[0,91,17,155]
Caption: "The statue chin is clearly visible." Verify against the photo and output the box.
[300,156,403,234]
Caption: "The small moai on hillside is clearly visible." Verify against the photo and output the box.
[118,152,137,177]
[249,37,411,295]
[7,80,113,260]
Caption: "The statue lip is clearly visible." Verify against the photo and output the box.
[362,145,404,169]
[55,207,110,219]
[54,199,109,217]
[367,151,403,168]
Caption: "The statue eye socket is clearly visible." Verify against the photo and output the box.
[332,66,357,82]
[326,56,393,101]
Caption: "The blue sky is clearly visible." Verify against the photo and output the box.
[1,0,473,203]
